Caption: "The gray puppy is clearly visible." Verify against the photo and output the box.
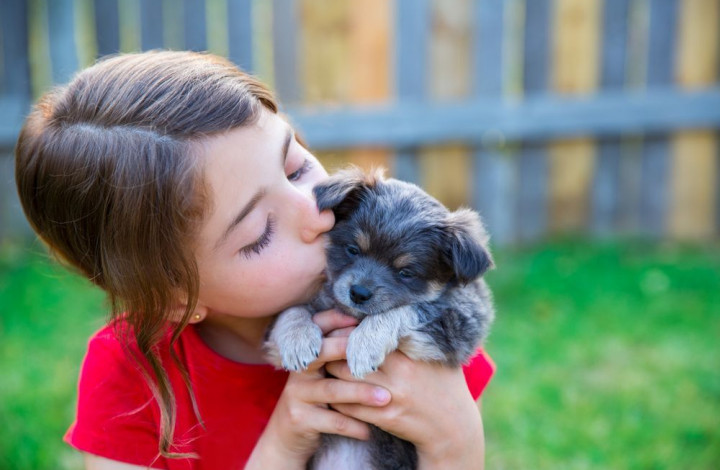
[265,167,495,470]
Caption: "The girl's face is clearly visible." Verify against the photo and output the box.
[193,108,335,319]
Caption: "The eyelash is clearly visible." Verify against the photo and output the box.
[240,216,275,259]
[287,159,313,182]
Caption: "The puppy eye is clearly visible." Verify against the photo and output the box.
[346,244,360,257]
[398,269,415,279]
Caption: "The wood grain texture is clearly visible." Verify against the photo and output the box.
[591,0,630,236]
[272,0,300,103]
[471,0,514,243]
[549,0,600,232]
[300,0,350,103]
[300,0,353,175]
[669,0,719,239]
[347,0,391,173]
[422,0,473,210]
[639,0,678,237]
[517,0,551,242]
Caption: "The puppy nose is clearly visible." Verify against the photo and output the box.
[349,284,373,304]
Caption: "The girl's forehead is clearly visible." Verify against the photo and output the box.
[195,111,287,247]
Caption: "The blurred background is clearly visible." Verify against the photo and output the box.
[0,0,718,468]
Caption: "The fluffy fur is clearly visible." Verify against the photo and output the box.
[265,167,495,470]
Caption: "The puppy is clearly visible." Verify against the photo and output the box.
[265,167,495,470]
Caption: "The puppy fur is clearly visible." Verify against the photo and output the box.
[265,167,495,470]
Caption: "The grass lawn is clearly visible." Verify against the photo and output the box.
[1,238,718,469]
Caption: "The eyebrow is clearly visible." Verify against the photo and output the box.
[215,126,293,250]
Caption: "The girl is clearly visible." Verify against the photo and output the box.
[15,51,494,469]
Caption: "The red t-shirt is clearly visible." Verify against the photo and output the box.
[65,322,495,469]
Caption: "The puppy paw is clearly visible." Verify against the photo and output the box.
[266,307,323,371]
[280,324,323,371]
[346,331,388,378]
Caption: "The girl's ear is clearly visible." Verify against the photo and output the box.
[313,166,384,220]
[168,296,209,324]
[441,208,494,284]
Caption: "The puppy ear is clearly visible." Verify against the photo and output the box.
[441,208,494,283]
[313,166,384,219]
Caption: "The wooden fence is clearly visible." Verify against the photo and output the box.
[1,0,719,244]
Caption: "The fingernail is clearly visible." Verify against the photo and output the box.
[374,388,390,404]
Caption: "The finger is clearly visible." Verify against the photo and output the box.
[330,403,384,428]
[326,326,355,338]
[313,309,358,335]
[325,360,355,381]
[303,337,348,371]
[299,377,391,407]
[310,407,371,441]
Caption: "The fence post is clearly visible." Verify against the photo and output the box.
[472,0,513,244]
[141,0,164,50]
[0,0,32,239]
[184,0,207,51]
[516,0,551,243]
[227,0,254,73]
[94,0,120,56]
[394,0,430,184]
[47,0,79,85]
[669,0,719,239]
[591,0,630,236]
[272,0,300,104]
[548,0,601,233]
[346,0,391,172]
[639,0,678,239]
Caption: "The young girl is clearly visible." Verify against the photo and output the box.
[15,51,495,469]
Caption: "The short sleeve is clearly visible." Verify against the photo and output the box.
[462,348,496,400]
[64,329,167,468]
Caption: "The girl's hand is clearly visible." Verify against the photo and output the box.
[245,310,391,470]
[326,351,485,470]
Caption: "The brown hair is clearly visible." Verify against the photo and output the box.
[15,50,277,458]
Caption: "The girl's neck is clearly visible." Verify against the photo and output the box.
[194,314,275,365]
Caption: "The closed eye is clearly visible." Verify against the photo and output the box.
[287,158,313,182]
[240,215,275,258]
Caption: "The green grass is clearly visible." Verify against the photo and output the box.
[483,239,720,469]
[0,239,718,469]
[0,242,106,470]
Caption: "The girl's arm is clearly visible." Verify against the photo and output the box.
[326,352,486,470]
[245,311,393,469]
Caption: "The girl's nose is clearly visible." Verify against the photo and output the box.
[297,192,335,243]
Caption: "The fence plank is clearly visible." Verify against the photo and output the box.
[286,88,720,150]
[47,0,79,85]
[640,0,678,237]
[183,0,207,50]
[517,0,551,242]
[0,0,31,238]
[0,0,29,238]
[0,0,30,146]
[299,0,352,172]
[272,0,300,104]
[471,0,513,243]
[346,0,391,172]
[421,0,472,211]
[669,0,719,239]
[94,0,120,56]
[591,0,630,236]
[0,0,31,96]
[140,0,164,50]
[300,0,350,103]
[227,0,253,72]
[394,0,430,184]
[549,0,600,233]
